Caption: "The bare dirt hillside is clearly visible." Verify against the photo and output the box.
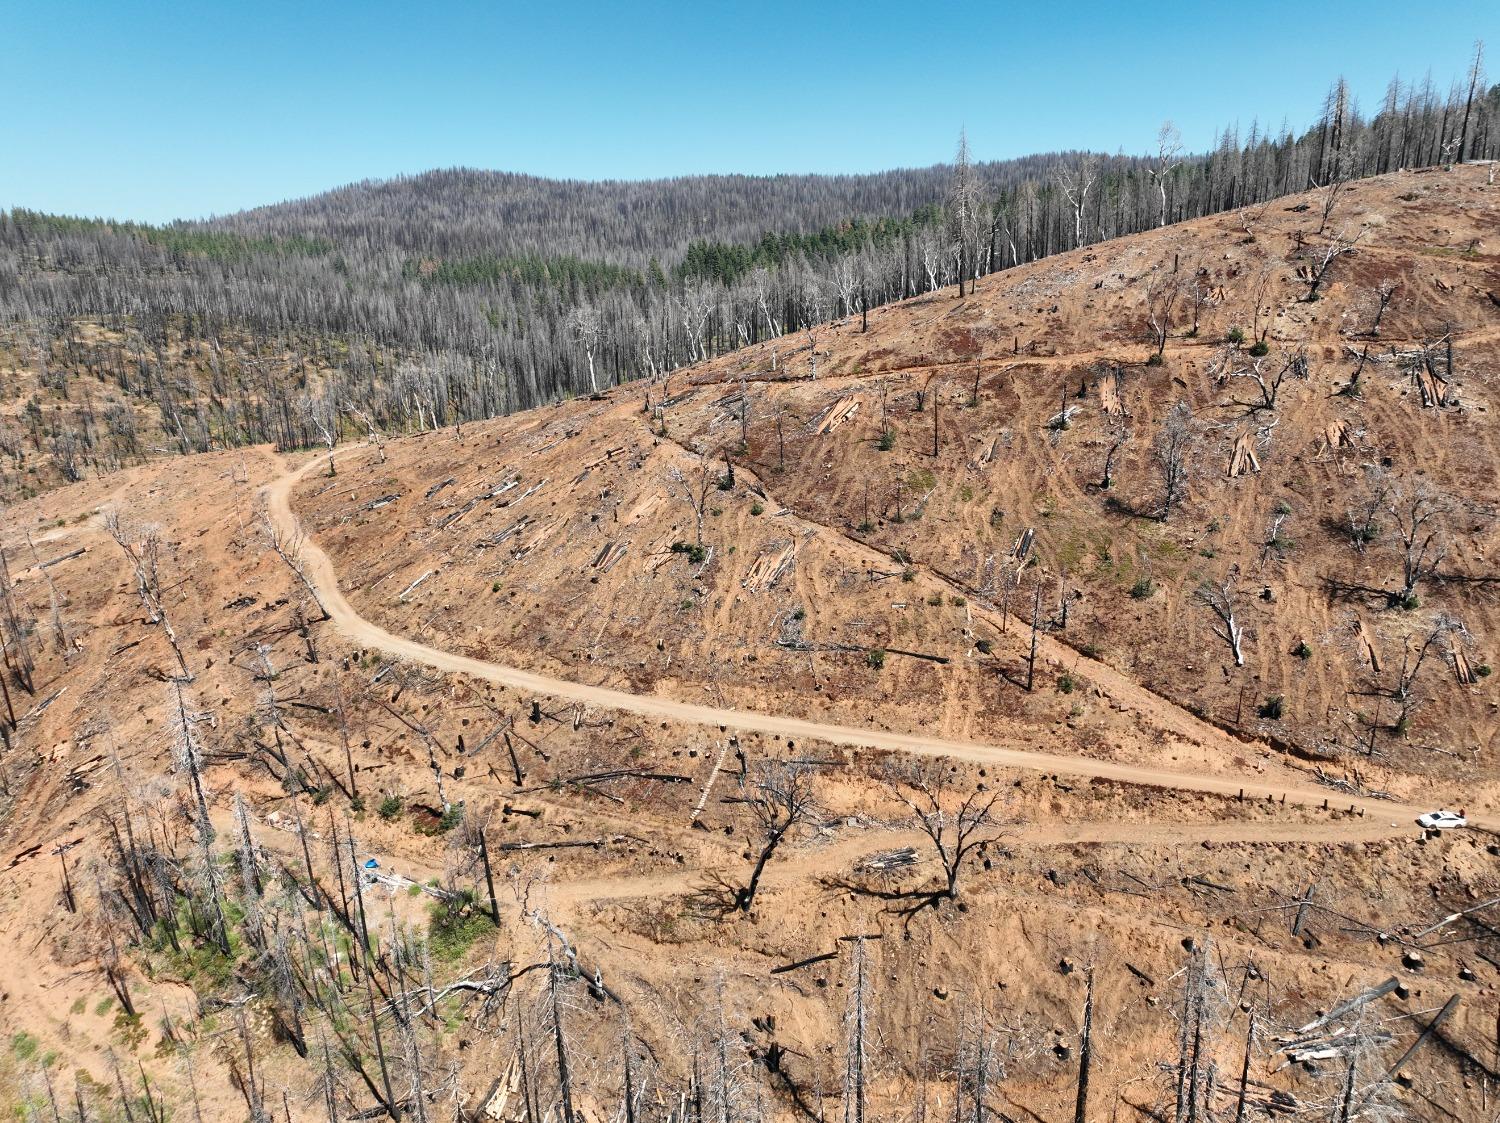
[1,167,1498,1123]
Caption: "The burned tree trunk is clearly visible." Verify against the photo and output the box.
[1073,969,1094,1123]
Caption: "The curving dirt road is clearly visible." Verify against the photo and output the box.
[264,451,1493,835]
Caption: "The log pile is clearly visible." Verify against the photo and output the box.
[742,542,796,592]
[1228,431,1262,477]
[591,540,629,572]
[812,394,861,434]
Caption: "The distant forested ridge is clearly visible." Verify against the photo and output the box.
[1,58,1495,466]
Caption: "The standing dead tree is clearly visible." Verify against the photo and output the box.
[1387,481,1446,608]
[1100,416,1130,491]
[665,450,715,547]
[1146,269,1182,359]
[1153,402,1194,521]
[1054,157,1098,250]
[1301,226,1363,302]
[1388,614,1467,729]
[1150,122,1184,227]
[105,513,193,682]
[302,393,340,476]
[1195,574,1246,668]
[451,808,502,927]
[344,406,388,463]
[1366,279,1398,337]
[0,545,37,707]
[171,683,231,956]
[1171,940,1218,1123]
[896,764,1000,907]
[1345,468,1389,552]
[258,510,331,622]
[731,761,819,912]
[822,763,999,922]
[949,130,981,297]
[23,531,71,659]
[1073,968,1095,1123]
[676,282,715,365]
[1226,347,1307,412]
[567,304,606,394]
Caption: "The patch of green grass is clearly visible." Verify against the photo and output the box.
[11,1032,39,1061]
[866,648,886,670]
[428,897,496,963]
[1057,673,1075,694]
[1129,577,1155,600]
[94,997,115,1018]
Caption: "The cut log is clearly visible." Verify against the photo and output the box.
[1414,362,1450,407]
[494,839,602,852]
[1012,527,1035,561]
[39,546,86,569]
[1353,618,1381,673]
[883,647,950,665]
[1452,648,1477,685]
[771,950,838,975]
[1293,976,1399,1035]
[397,570,436,601]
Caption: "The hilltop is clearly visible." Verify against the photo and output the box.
[0,166,1498,1122]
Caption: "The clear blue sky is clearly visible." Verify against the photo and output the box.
[5,0,1495,223]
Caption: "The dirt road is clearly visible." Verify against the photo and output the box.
[264,451,1494,835]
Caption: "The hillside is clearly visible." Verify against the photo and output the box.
[1,166,1498,1122]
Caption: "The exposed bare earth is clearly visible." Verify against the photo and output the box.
[266,444,1491,831]
[1,167,1498,1122]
